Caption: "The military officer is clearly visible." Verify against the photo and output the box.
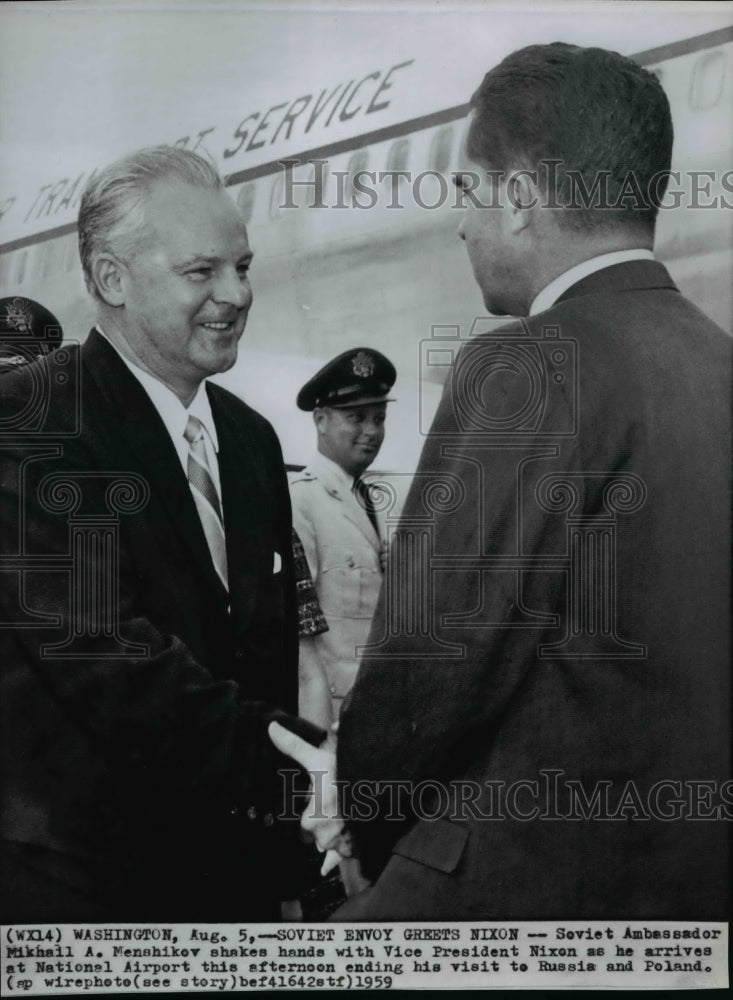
[290,348,396,729]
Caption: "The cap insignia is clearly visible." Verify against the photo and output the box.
[351,351,375,379]
[4,297,33,335]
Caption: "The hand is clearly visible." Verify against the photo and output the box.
[320,829,355,876]
[268,720,345,854]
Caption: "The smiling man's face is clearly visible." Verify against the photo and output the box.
[115,178,253,399]
[315,403,387,478]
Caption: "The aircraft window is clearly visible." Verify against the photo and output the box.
[284,161,329,208]
[346,151,370,200]
[237,182,255,223]
[65,236,78,272]
[269,174,284,219]
[309,160,330,207]
[16,250,27,285]
[38,243,49,279]
[459,114,472,148]
[429,126,454,174]
[689,51,725,109]
[41,241,58,279]
[386,138,410,174]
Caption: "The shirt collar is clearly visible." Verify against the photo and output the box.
[529,249,655,316]
[310,450,357,493]
[95,325,219,451]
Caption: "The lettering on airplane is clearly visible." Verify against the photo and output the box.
[0,198,16,225]
[1,59,415,236]
[219,60,414,158]
[21,171,97,226]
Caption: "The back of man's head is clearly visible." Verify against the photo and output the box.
[467,43,673,235]
[78,146,224,299]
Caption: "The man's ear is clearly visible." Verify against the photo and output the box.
[92,254,127,307]
[313,407,327,435]
[505,169,538,236]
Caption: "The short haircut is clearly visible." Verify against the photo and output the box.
[78,146,224,297]
[467,43,674,232]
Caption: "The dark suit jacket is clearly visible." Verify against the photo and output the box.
[0,329,320,922]
[337,261,731,920]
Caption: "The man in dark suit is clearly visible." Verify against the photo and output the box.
[273,43,731,920]
[0,146,322,923]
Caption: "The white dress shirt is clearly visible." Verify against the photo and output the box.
[529,249,655,316]
[95,326,222,499]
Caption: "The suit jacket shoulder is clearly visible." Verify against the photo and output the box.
[208,380,281,441]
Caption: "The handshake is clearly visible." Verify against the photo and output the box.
[269,720,351,877]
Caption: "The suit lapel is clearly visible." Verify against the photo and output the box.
[81,330,227,599]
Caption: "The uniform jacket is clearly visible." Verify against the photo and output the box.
[290,452,383,708]
[0,329,321,922]
[336,261,732,920]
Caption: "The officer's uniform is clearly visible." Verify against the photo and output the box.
[290,348,396,717]
[291,452,384,712]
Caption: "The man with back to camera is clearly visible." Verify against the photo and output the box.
[271,42,731,920]
[290,348,396,732]
[0,146,324,923]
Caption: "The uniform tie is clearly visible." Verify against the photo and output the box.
[184,414,228,588]
[353,477,380,541]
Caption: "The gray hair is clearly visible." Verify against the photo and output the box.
[78,146,224,298]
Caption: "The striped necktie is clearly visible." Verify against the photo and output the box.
[184,414,228,588]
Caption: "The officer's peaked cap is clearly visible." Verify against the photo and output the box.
[297,348,396,412]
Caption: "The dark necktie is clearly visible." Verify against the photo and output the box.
[353,477,380,541]
[184,414,228,588]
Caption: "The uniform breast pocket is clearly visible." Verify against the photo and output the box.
[321,548,381,619]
